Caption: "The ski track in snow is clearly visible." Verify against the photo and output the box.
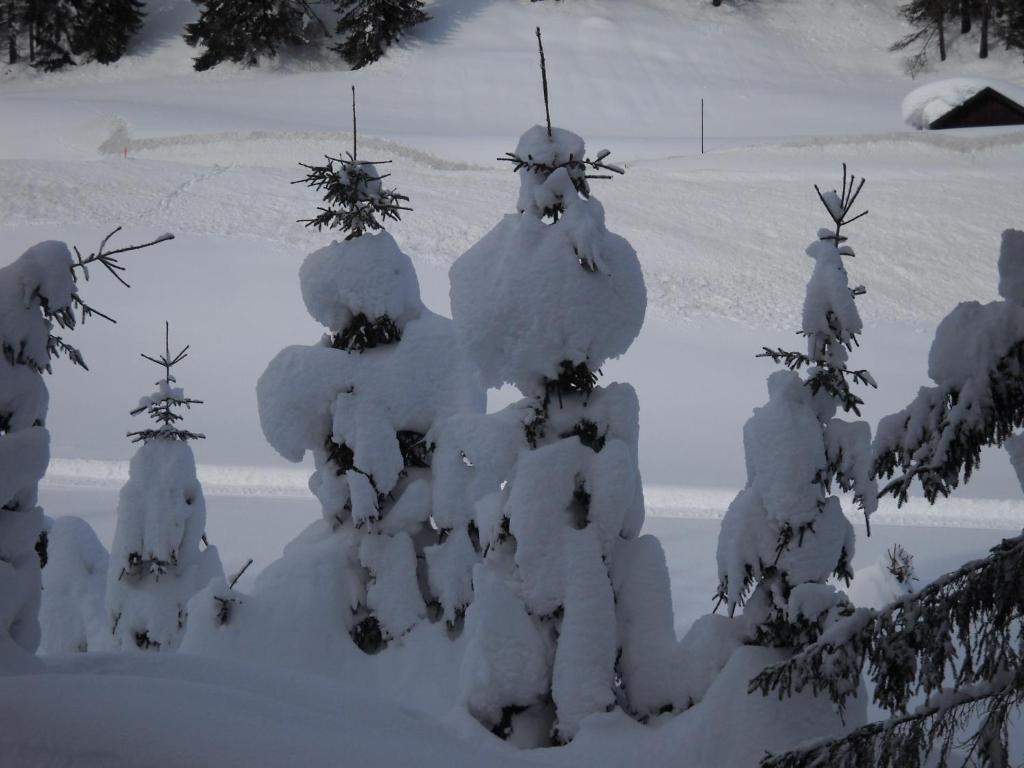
[43,458,1024,531]
[154,163,231,217]
[5,126,1024,331]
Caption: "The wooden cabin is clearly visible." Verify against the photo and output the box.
[928,86,1024,130]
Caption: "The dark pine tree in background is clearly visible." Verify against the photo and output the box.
[29,0,79,71]
[3,0,145,69]
[184,0,311,71]
[332,0,428,69]
[3,0,23,63]
[998,0,1024,59]
[892,0,949,76]
[72,0,145,64]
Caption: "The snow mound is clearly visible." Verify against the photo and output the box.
[39,516,108,654]
[902,78,1024,130]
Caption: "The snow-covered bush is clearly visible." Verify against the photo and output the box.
[716,167,878,650]
[0,230,171,668]
[249,109,483,657]
[39,516,109,654]
[447,80,679,740]
[106,324,222,652]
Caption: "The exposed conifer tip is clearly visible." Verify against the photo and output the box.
[127,322,205,443]
[294,87,412,239]
[497,31,624,222]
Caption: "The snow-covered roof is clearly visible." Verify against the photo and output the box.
[902,78,1024,129]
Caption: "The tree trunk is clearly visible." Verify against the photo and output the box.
[938,11,947,61]
[6,0,17,64]
[980,0,991,58]
[961,0,971,33]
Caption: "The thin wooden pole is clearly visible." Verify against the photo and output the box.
[701,98,704,155]
[351,85,357,160]
[536,28,552,137]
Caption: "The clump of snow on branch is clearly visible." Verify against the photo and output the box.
[450,124,644,396]
[875,230,1024,504]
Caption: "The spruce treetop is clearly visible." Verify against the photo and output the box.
[295,86,411,240]
[500,28,624,222]
[759,165,876,418]
[128,322,204,443]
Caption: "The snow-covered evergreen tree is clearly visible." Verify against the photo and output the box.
[448,30,680,745]
[72,0,144,64]
[716,166,878,650]
[184,0,312,71]
[0,229,172,668]
[106,323,222,652]
[254,91,483,654]
[332,0,428,69]
[751,233,1024,768]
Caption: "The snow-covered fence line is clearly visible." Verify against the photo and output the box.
[43,460,1024,529]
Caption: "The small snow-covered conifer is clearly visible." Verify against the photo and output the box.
[0,228,171,667]
[256,89,483,654]
[716,166,878,650]
[106,323,222,651]
[332,0,429,69]
[448,30,679,744]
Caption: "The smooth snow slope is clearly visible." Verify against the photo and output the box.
[2,0,1022,162]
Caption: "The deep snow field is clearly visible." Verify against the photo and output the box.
[3,0,1024,764]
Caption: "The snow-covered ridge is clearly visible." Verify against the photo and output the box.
[44,458,311,499]
[44,459,1024,529]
